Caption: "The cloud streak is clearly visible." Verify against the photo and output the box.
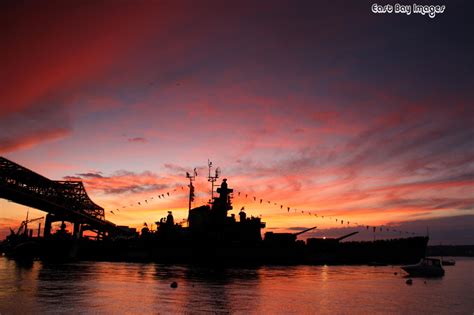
[0,127,70,154]
[64,170,172,196]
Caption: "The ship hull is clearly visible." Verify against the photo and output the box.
[305,237,429,265]
[2,236,428,266]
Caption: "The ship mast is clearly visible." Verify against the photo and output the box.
[186,168,197,211]
[207,159,220,201]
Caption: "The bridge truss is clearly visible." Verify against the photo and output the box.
[0,156,118,236]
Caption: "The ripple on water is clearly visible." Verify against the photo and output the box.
[0,257,473,314]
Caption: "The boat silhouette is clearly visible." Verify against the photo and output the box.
[401,257,445,277]
[2,174,428,265]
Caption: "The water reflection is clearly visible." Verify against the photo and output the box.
[181,266,261,313]
[321,265,329,282]
[35,262,97,312]
[1,257,473,314]
[0,258,40,312]
[147,264,262,313]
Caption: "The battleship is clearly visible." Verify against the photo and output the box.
[0,157,428,265]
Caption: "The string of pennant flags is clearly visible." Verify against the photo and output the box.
[232,189,419,236]
[105,182,418,236]
[107,185,188,215]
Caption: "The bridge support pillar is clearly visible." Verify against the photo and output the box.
[73,223,82,239]
[44,214,53,238]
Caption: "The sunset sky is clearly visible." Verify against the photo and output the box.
[1,0,473,244]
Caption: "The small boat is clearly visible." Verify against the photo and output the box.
[401,257,445,277]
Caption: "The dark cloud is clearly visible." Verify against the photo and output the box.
[76,172,104,179]
[64,170,169,195]
[103,183,168,195]
[63,176,82,181]
[163,163,189,174]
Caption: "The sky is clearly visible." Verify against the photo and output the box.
[0,0,473,244]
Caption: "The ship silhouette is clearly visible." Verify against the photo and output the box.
[0,159,428,265]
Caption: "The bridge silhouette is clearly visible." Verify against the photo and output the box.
[0,156,121,238]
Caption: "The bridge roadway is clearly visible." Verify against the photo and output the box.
[0,156,121,237]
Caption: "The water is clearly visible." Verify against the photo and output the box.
[1,257,473,314]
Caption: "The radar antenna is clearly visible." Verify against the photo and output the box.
[186,168,197,211]
[207,159,220,201]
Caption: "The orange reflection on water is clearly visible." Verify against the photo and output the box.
[1,258,474,313]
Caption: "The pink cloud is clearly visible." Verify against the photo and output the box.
[0,127,70,154]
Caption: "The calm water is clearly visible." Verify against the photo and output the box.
[1,257,473,314]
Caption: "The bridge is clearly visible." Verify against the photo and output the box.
[0,156,122,239]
